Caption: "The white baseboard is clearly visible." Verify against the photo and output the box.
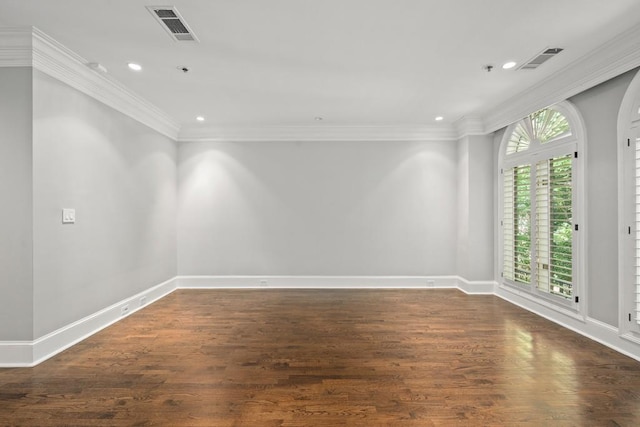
[495,285,640,363]
[0,277,177,367]
[176,275,498,292]
[456,277,498,294]
[3,274,640,366]
[176,275,461,289]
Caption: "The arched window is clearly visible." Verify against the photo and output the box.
[506,108,571,154]
[619,69,640,338]
[499,102,583,308]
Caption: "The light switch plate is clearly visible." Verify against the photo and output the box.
[62,208,76,224]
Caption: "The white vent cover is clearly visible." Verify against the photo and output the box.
[146,6,199,42]
[518,48,563,70]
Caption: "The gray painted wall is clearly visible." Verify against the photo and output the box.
[570,70,637,327]
[0,68,33,341]
[2,59,632,345]
[462,135,494,281]
[178,140,459,276]
[32,71,178,338]
[456,137,469,279]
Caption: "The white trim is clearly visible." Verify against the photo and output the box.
[3,23,640,144]
[178,124,459,143]
[0,277,177,367]
[453,117,486,139]
[0,27,180,140]
[3,24,640,143]
[31,28,180,140]
[3,275,640,367]
[621,331,640,347]
[496,283,584,321]
[496,285,640,362]
[1,275,464,367]
[176,275,460,289]
[618,69,640,337]
[484,23,640,133]
[456,277,497,295]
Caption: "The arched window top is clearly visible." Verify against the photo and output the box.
[506,108,572,155]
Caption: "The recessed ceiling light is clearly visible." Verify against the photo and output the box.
[196,116,205,122]
[435,116,444,121]
[128,62,142,71]
[502,61,517,70]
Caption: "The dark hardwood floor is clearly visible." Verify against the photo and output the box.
[2,289,640,426]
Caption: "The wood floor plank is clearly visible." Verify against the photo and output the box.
[2,289,640,426]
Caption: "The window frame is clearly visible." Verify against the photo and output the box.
[498,101,585,313]
[619,68,640,340]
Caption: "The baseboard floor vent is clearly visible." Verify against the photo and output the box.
[518,47,564,70]
[147,6,199,42]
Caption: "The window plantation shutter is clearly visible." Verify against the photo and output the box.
[503,165,532,284]
[635,136,640,323]
[549,155,573,298]
[501,106,578,304]
[536,155,573,299]
[535,160,550,292]
[503,168,515,281]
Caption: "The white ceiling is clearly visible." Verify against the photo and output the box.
[1,0,640,133]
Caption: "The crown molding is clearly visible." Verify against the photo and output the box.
[482,23,640,133]
[453,116,486,138]
[178,124,459,143]
[31,28,180,140]
[4,22,640,143]
[0,27,180,140]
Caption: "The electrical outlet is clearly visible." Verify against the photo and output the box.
[259,279,268,287]
[426,280,435,287]
[121,304,130,316]
[139,296,147,307]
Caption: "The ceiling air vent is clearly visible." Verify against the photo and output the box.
[518,48,563,70]
[146,6,199,42]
